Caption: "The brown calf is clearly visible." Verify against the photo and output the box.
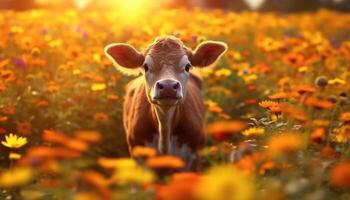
[105,36,227,169]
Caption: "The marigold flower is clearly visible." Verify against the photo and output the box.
[9,152,22,160]
[303,97,333,109]
[332,125,350,143]
[259,100,279,109]
[81,170,110,188]
[196,165,255,200]
[320,146,339,159]
[283,52,304,67]
[205,121,246,135]
[268,92,288,100]
[0,167,33,188]
[98,157,137,169]
[106,94,119,101]
[74,130,101,143]
[310,128,326,144]
[242,127,265,137]
[147,155,185,169]
[36,100,49,108]
[132,146,156,157]
[214,68,232,77]
[93,112,109,122]
[339,112,350,123]
[268,133,304,156]
[1,133,27,149]
[82,170,111,199]
[157,172,200,200]
[16,121,32,135]
[328,78,346,85]
[312,119,330,127]
[293,85,316,94]
[279,103,307,122]
[100,158,155,185]
[330,161,350,189]
[91,83,106,91]
[25,146,82,160]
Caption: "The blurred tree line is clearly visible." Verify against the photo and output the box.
[0,0,349,12]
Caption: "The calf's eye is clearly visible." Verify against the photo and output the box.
[143,63,149,72]
[185,63,191,72]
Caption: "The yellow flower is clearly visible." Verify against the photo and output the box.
[328,78,346,85]
[99,158,155,185]
[0,167,33,188]
[91,83,106,91]
[298,66,308,73]
[242,127,265,137]
[1,133,27,149]
[196,165,255,200]
[214,68,232,77]
[112,164,154,185]
[98,157,137,169]
[9,152,22,160]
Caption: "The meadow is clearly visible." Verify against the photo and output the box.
[0,7,350,200]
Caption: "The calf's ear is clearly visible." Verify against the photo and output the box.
[189,41,227,67]
[104,43,145,76]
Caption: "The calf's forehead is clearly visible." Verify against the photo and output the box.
[147,47,187,67]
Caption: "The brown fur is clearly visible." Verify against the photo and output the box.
[123,74,205,152]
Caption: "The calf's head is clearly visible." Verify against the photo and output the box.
[105,36,227,107]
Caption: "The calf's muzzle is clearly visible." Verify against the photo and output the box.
[154,79,181,99]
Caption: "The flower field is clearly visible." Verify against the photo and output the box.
[0,7,350,200]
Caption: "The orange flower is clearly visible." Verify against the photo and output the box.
[268,133,304,156]
[279,103,307,122]
[16,121,32,135]
[259,100,281,113]
[208,105,223,113]
[42,129,69,144]
[1,70,16,82]
[132,146,156,157]
[282,52,304,67]
[81,170,111,199]
[25,146,81,160]
[293,85,316,94]
[47,82,60,93]
[157,172,200,200]
[0,116,8,122]
[236,155,256,173]
[312,119,330,127]
[330,161,350,190]
[205,121,246,135]
[310,128,326,144]
[93,112,109,123]
[36,100,49,108]
[259,100,279,109]
[320,146,339,159]
[0,83,5,92]
[147,155,185,169]
[268,92,288,100]
[339,112,350,123]
[304,97,333,109]
[81,170,110,188]
[107,94,119,101]
[259,161,275,175]
[74,130,101,143]
[42,130,89,152]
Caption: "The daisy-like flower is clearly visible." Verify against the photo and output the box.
[1,133,27,149]
[242,127,265,137]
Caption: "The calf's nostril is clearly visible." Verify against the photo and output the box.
[157,82,164,90]
[173,82,180,90]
